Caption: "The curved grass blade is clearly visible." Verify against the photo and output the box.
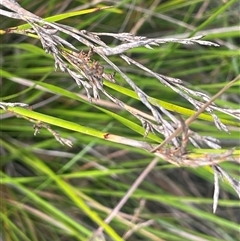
[15,6,117,31]
[104,81,240,127]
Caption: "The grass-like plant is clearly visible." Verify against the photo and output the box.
[1,0,239,240]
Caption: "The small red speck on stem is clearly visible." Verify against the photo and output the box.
[103,133,110,139]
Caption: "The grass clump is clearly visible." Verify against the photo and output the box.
[1,0,239,240]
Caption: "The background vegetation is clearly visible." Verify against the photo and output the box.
[1,0,239,240]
